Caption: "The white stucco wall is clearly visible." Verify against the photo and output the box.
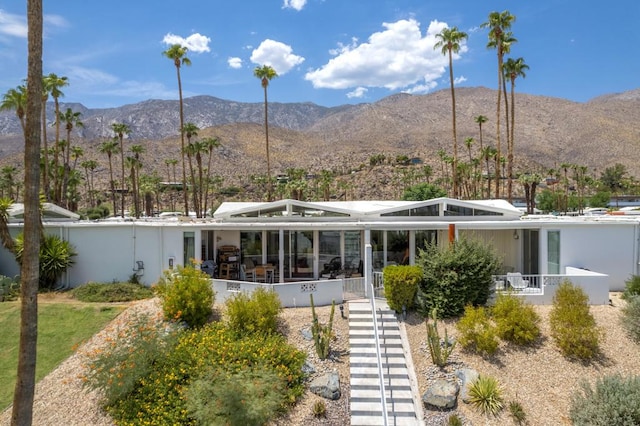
[541,223,639,291]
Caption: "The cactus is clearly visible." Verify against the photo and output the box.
[426,308,455,367]
[310,294,335,360]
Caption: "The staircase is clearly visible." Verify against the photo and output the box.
[348,301,422,426]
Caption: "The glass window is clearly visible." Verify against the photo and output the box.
[415,230,437,255]
[183,231,195,266]
[371,230,384,270]
[241,231,262,266]
[319,231,341,275]
[547,230,560,274]
[345,231,362,274]
[387,230,409,265]
[266,230,279,267]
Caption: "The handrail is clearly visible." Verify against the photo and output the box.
[370,283,389,426]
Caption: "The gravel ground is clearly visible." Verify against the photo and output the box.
[404,292,640,426]
[3,293,638,426]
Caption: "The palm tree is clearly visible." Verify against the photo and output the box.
[129,144,145,218]
[481,10,516,198]
[46,74,68,200]
[163,44,191,215]
[1,85,27,136]
[201,136,220,215]
[482,145,497,197]
[80,159,98,209]
[110,123,131,217]
[503,56,529,202]
[474,115,489,197]
[99,139,120,217]
[57,108,83,208]
[164,158,178,211]
[253,65,278,201]
[13,0,43,421]
[182,122,199,216]
[434,27,468,198]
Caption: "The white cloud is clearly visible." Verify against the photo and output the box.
[250,39,305,75]
[305,19,467,96]
[162,32,211,53]
[0,10,27,38]
[283,0,307,11]
[347,87,368,99]
[454,75,467,85]
[66,66,118,86]
[228,57,243,69]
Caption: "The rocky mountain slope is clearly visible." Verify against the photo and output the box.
[0,87,638,201]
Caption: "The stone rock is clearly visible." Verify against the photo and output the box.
[309,371,341,400]
[302,360,317,375]
[301,328,313,341]
[422,379,459,409]
[456,368,479,404]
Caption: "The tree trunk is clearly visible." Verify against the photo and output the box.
[12,1,42,423]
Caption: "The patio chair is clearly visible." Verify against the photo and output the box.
[506,272,529,290]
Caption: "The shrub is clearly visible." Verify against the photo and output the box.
[569,374,640,425]
[447,413,463,426]
[549,281,602,360]
[0,275,19,302]
[621,295,640,344]
[383,265,422,312]
[622,275,640,301]
[509,400,527,425]
[105,322,306,424]
[72,282,154,302]
[83,312,181,407]
[312,400,327,418]
[492,293,541,345]
[416,238,501,318]
[155,265,214,328]
[426,309,455,367]
[186,365,287,425]
[468,375,504,416]
[456,305,499,356]
[225,287,282,337]
[14,233,76,291]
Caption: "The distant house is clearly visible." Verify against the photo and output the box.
[0,198,637,298]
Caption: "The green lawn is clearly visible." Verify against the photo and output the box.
[0,301,126,411]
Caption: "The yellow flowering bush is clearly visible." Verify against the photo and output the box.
[155,265,214,328]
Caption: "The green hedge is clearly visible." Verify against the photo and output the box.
[383,265,422,312]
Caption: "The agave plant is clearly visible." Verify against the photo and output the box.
[15,233,76,290]
[468,375,504,416]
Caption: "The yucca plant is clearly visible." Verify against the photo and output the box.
[14,233,76,290]
[468,375,504,416]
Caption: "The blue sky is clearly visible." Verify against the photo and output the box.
[1,0,638,109]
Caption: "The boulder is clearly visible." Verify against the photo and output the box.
[422,379,459,409]
[309,371,341,400]
[456,368,479,404]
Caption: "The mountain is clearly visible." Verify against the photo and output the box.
[0,87,639,200]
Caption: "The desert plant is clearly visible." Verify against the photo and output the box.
[383,264,422,312]
[225,286,282,337]
[72,282,154,302]
[155,264,214,328]
[468,375,504,416]
[83,312,181,406]
[456,305,499,356]
[426,308,455,367]
[569,374,640,425]
[14,233,76,291]
[492,292,541,345]
[186,365,287,426]
[312,400,327,418]
[310,294,335,360]
[447,413,463,426]
[509,400,527,425]
[0,275,19,302]
[622,275,640,300]
[549,281,602,359]
[621,295,640,344]
[416,238,501,318]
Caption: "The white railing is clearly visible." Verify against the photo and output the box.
[369,283,389,426]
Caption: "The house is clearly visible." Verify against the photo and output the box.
[0,198,637,301]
